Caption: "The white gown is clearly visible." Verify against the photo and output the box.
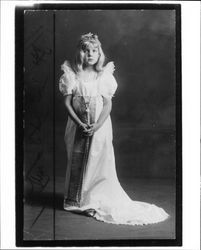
[59,60,169,226]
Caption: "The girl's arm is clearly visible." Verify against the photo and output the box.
[87,96,112,136]
[64,95,88,131]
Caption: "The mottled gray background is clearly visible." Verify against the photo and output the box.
[24,9,176,182]
[23,8,177,240]
[55,10,176,179]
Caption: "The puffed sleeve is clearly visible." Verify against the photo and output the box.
[59,60,76,96]
[99,62,118,98]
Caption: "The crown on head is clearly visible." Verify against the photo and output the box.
[79,32,101,49]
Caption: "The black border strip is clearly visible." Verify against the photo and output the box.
[16,3,182,247]
[15,7,24,246]
[21,3,180,10]
[53,11,56,241]
[18,239,180,248]
[175,3,182,246]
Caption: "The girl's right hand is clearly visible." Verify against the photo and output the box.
[79,122,89,133]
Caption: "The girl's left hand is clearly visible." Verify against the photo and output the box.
[84,123,100,136]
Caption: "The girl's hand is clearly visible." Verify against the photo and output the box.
[79,122,89,133]
[85,123,100,136]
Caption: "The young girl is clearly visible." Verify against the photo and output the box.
[59,33,169,225]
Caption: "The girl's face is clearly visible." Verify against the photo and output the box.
[82,43,100,67]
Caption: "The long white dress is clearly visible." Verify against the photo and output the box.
[59,60,169,226]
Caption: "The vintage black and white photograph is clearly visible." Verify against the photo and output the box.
[16,3,182,247]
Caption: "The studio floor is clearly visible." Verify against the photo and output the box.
[24,177,175,241]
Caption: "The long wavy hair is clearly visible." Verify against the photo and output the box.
[73,33,105,73]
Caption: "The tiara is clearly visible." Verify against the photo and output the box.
[79,32,101,47]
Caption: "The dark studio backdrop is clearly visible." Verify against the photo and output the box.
[55,10,176,179]
[23,7,177,241]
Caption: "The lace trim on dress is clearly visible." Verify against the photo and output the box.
[103,61,115,75]
[59,60,77,96]
[98,61,117,98]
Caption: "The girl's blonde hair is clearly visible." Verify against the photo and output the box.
[73,33,105,73]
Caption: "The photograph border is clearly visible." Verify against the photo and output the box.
[15,3,182,247]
